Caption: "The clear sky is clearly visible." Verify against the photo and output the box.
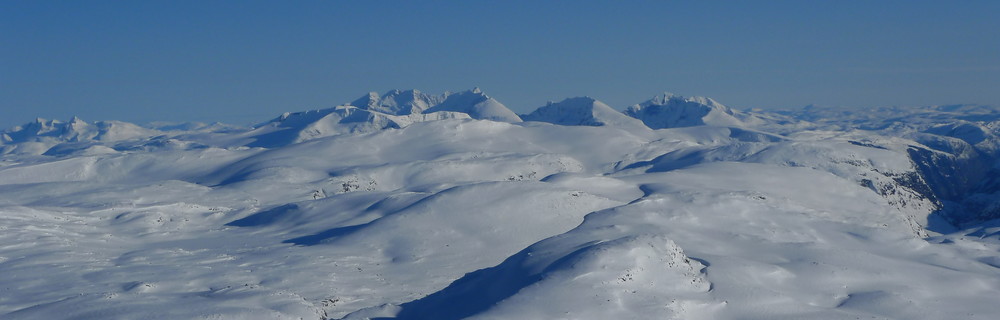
[2,0,999,129]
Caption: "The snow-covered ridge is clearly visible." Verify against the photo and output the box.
[424,87,523,122]
[624,93,766,129]
[343,88,522,122]
[3,89,763,154]
[521,96,645,127]
[3,91,1000,319]
[1,117,158,145]
[242,88,524,147]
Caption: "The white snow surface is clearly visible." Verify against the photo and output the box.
[521,97,648,129]
[423,88,523,123]
[624,93,766,129]
[2,91,1000,319]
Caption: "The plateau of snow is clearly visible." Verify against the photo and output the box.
[2,89,1000,319]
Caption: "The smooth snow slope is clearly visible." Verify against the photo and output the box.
[2,90,1000,320]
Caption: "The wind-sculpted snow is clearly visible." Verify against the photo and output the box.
[3,91,1000,319]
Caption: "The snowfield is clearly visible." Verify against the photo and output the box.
[2,89,1000,319]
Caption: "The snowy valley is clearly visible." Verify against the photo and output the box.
[2,89,1000,319]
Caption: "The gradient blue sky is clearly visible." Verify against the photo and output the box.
[2,0,999,128]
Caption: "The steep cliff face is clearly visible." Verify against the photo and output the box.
[904,141,1000,227]
[764,104,1000,229]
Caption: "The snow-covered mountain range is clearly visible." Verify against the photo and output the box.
[2,89,1000,319]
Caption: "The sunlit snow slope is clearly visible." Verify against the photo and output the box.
[2,90,1000,320]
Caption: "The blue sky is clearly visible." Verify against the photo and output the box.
[2,0,999,128]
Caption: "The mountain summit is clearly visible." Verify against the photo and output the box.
[348,89,443,115]
[624,93,762,128]
[245,88,522,147]
[424,88,523,122]
[521,97,644,127]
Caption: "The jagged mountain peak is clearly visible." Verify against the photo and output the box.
[348,89,443,116]
[248,88,524,148]
[625,92,756,129]
[4,117,92,142]
[442,88,490,101]
[0,116,162,155]
[345,88,519,121]
[643,92,721,108]
[635,92,733,113]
